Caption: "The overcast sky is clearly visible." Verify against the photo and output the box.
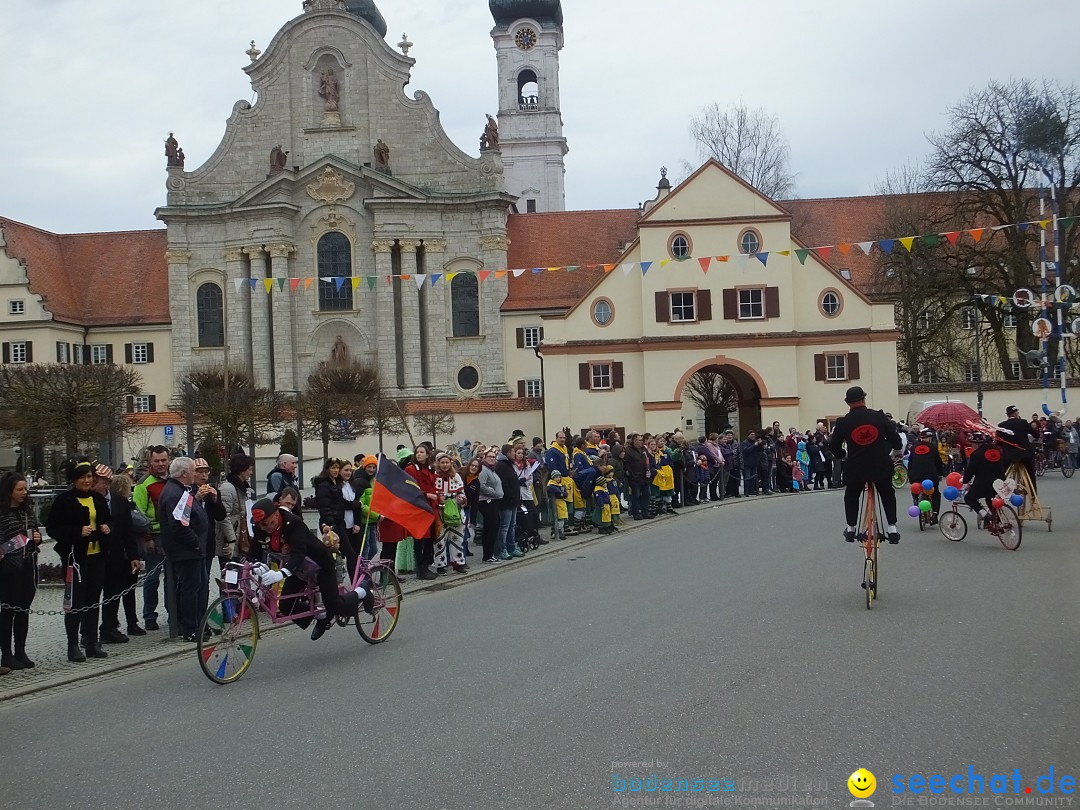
[2,0,1079,234]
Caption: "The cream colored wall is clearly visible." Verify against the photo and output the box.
[642,163,787,221]
[85,326,175,405]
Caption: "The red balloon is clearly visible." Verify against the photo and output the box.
[992,497,1004,509]
[910,483,923,495]
[946,472,963,487]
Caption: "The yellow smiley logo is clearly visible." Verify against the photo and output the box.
[848,768,876,798]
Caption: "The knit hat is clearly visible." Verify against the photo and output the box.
[549,470,562,480]
[361,455,378,469]
[250,498,278,524]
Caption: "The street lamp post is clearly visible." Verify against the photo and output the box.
[533,345,546,441]
[974,304,984,417]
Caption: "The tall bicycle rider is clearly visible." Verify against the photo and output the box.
[828,386,904,546]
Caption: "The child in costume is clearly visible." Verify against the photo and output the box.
[592,470,614,534]
[547,471,569,541]
[606,469,622,529]
[695,455,711,503]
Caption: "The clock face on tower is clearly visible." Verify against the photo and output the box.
[514,27,537,50]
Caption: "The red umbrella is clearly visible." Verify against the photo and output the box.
[915,401,980,429]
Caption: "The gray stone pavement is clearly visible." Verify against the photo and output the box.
[1,490,789,701]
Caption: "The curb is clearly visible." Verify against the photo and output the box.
[0,489,823,701]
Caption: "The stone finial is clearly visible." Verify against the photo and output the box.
[246,40,261,62]
[398,33,413,56]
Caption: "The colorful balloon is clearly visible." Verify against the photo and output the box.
[992,497,1004,509]
[919,500,933,513]
[946,472,963,487]
[908,505,922,518]
[1010,493,1024,507]
[943,486,959,501]
[911,483,923,495]
[922,479,935,492]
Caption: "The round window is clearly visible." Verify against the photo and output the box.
[457,365,480,391]
[671,234,690,259]
[591,298,613,326]
[821,291,842,317]
[739,229,761,255]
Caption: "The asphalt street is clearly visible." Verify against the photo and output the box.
[3,480,1078,810]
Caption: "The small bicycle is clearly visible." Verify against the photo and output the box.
[196,554,402,684]
[891,456,908,490]
[854,481,888,609]
[938,496,1021,550]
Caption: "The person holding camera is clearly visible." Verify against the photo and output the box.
[740,431,766,496]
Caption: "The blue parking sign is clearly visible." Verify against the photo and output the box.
[164,425,174,439]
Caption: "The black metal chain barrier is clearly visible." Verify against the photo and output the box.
[0,559,165,616]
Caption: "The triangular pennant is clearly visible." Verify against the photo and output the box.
[351,277,362,290]
[430,273,441,286]
[899,237,916,252]
[366,276,377,290]
[335,277,346,290]
[857,241,874,255]
[816,246,832,261]
[992,224,1012,231]
[735,253,750,265]
[794,249,810,265]
[1059,216,1076,228]
[531,267,543,274]
[1038,219,1051,230]
[289,278,300,292]
[640,261,652,275]
[660,259,672,268]
[399,274,412,281]
[698,257,712,273]
[836,243,852,255]
[921,233,941,248]
[944,231,961,245]
[414,274,427,289]
[969,228,985,243]
[755,252,769,266]
[478,271,491,282]
[447,272,459,281]
[233,279,245,293]
[777,250,790,257]
[511,268,526,278]
[602,264,616,273]
[249,279,259,291]
[546,266,561,273]
[879,239,895,255]
[1018,223,1030,233]
[621,263,635,276]
[715,255,729,263]
[263,279,274,293]
[320,276,333,283]
[276,278,287,291]
[304,277,314,290]
[495,271,507,279]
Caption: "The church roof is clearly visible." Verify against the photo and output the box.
[344,0,387,38]
[503,209,640,311]
[0,217,169,327]
[489,0,564,26]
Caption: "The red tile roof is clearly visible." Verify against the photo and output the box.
[503,210,641,311]
[0,217,169,326]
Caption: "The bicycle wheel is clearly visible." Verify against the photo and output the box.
[918,509,926,532]
[871,542,879,599]
[198,594,259,685]
[1062,455,1075,479]
[891,466,907,490]
[356,563,402,644]
[862,558,875,609]
[938,511,967,542]
[1035,457,1046,477]
[994,506,1022,551]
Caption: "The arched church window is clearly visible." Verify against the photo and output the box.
[451,273,480,337]
[317,232,353,311]
[196,282,224,347]
[517,69,539,110]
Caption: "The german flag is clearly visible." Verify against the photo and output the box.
[370,456,435,539]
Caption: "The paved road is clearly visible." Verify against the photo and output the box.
[3,481,1078,810]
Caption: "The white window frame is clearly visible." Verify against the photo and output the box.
[918,367,943,384]
[1009,360,1022,379]
[963,363,979,383]
[133,395,151,413]
[132,342,149,364]
[8,300,24,315]
[90,344,109,365]
[962,308,977,329]
[670,234,690,259]
[669,291,697,323]
[738,288,764,320]
[1003,313,1017,328]
[821,291,841,316]
[522,327,541,349]
[590,362,612,391]
[10,342,27,364]
[825,354,848,382]
[56,342,70,364]
[591,298,613,326]
[916,310,934,331]
[524,379,543,398]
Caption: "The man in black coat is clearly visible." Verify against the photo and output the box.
[158,457,210,641]
[829,386,903,544]
[998,404,1036,492]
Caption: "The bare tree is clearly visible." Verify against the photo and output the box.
[412,409,456,446]
[363,398,414,454]
[173,365,286,451]
[688,101,796,199]
[301,360,381,458]
[683,370,738,434]
[0,363,142,456]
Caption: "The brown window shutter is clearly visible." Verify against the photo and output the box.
[517,380,526,398]
[848,353,860,380]
[538,327,544,342]
[125,396,134,413]
[654,291,669,323]
[765,287,780,318]
[147,343,155,362]
[613,362,624,389]
[105,344,114,364]
[814,354,826,381]
[25,342,32,363]
[3,343,11,364]
[125,343,133,364]
[578,363,591,390]
[722,289,737,319]
[148,395,157,412]
[56,342,64,363]
[697,289,712,321]
[515,328,524,348]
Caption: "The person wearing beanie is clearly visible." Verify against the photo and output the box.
[355,455,380,561]
[249,498,373,641]
[546,471,568,540]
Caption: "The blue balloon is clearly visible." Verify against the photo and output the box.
[922,479,935,492]
[943,486,959,501]
[1010,493,1024,507]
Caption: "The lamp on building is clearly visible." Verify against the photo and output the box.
[533,344,546,441]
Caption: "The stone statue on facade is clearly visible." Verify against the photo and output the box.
[319,68,340,112]
[270,145,290,174]
[331,335,349,364]
[482,114,500,151]
[165,132,183,167]
[374,139,390,169]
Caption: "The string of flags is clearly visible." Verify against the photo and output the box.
[229,215,1078,293]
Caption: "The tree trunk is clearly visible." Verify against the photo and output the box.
[321,422,330,461]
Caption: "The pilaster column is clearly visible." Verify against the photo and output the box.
[479,234,512,395]
[423,238,450,393]
[244,246,271,388]
[267,243,296,391]
[371,239,399,390]
[165,248,194,381]
[224,248,252,376]
[398,239,423,389]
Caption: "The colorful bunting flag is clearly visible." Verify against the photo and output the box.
[899,237,916,252]
[621,263,635,276]
[431,273,441,286]
[857,242,874,255]
[289,278,300,292]
[969,228,985,243]
[351,277,361,290]
[366,276,377,291]
[640,261,652,275]
[794,249,810,265]
[698,257,711,274]
[836,243,852,255]
[414,274,427,289]
[335,277,346,290]
[233,279,246,293]
[816,246,832,261]
[304,278,314,290]
[263,279,273,293]
[944,232,960,246]
[276,278,287,291]
[478,271,491,282]
[921,234,941,248]
[755,252,769,267]
[879,239,895,254]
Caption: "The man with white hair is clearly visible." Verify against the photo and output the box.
[266,454,298,496]
[158,457,210,641]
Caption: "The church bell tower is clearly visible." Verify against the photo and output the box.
[489,0,568,212]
